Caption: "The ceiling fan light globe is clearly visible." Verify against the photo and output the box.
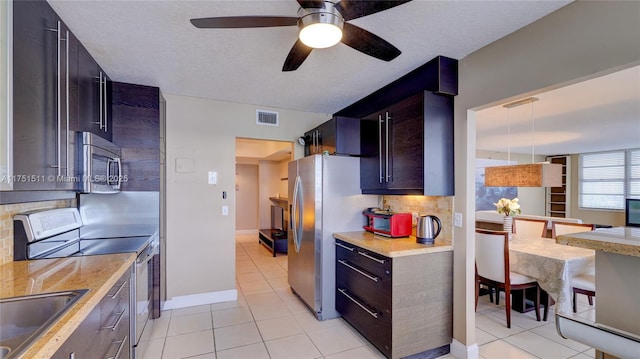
[299,23,342,48]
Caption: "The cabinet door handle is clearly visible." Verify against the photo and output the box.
[102,309,126,331]
[338,260,379,282]
[335,242,355,252]
[65,30,70,177]
[56,21,62,176]
[103,75,108,132]
[338,288,378,318]
[99,72,104,129]
[385,112,390,182]
[378,115,383,183]
[357,250,386,264]
[109,280,128,299]
[106,336,127,359]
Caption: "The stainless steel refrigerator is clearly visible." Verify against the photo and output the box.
[288,155,377,320]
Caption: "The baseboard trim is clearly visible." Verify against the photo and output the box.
[162,289,237,310]
[450,339,479,359]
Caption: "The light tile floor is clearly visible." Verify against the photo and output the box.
[137,234,596,359]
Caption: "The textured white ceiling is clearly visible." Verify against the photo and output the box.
[476,65,640,156]
[48,0,571,115]
[50,0,636,157]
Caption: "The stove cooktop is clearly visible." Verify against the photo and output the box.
[77,236,152,256]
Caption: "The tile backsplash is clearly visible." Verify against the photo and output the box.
[0,199,75,266]
[383,195,453,244]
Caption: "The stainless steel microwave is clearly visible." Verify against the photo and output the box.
[80,132,122,193]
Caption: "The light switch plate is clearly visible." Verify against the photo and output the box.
[208,171,217,185]
[222,205,229,216]
[454,212,463,227]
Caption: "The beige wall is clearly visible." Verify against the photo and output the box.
[258,160,281,229]
[454,1,640,354]
[475,150,546,216]
[164,93,328,299]
[278,159,288,199]
[0,199,75,266]
[235,164,258,231]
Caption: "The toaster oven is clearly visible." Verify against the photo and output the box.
[363,208,412,238]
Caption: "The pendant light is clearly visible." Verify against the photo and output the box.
[484,97,563,187]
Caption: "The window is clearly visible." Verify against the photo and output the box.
[579,149,640,210]
[629,149,640,199]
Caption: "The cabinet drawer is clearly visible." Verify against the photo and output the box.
[335,240,391,278]
[336,288,391,358]
[100,317,130,359]
[101,334,129,359]
[336,259,391,313]
[101,277,130,329]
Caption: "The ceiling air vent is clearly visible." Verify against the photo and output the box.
[256,110,279,126]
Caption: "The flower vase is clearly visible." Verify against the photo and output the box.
[503,216,513,240]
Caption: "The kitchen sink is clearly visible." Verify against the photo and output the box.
[0,289,88,359]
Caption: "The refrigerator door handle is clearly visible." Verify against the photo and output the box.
[292,175,303,253]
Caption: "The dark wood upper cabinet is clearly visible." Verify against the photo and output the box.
[335,55,457,196]
[360,91,454,196]
[13,0,79,190]
[335,56,458,118]
[304,116,361,156]
[111,82,160,191]
[76,43,112,141]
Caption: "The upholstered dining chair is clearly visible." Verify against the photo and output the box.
[513,218,548,238]
[475,229,541,328]
[551,222,596,312]
[572,273,595,312]
[551,222,595,239]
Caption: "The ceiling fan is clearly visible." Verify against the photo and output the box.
[190,0,412,71]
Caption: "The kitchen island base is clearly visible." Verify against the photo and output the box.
[334,232,453,359]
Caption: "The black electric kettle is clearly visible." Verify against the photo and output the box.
[416,215,442,244]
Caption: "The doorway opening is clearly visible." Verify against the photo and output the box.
[235,138,293,239]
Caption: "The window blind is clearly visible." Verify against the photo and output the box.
[579,151,625,210]
[629,149,640,199]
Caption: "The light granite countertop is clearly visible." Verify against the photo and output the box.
[556,226,640,257]
[0,253,136,358]
[334,231,453,258]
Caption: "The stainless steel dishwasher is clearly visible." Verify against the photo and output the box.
[132,236,157,355]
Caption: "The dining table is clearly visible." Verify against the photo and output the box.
[508,236,596,315]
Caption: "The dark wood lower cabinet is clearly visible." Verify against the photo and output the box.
[335,239,453,359]
[53,266,132,359]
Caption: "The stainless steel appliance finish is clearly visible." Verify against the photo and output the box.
[416,215,442,244]
[13,208,83,260]
[78,192,160,358]
[80,131,122,193]
[133,236,157,351]
[12,200,159,359]
[288,155,376,320]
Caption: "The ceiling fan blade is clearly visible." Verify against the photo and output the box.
[282,39,313,72]
[336,0,412,21]
[340,22,400,61]
[297,0,326,8]
[190,16,298,28]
